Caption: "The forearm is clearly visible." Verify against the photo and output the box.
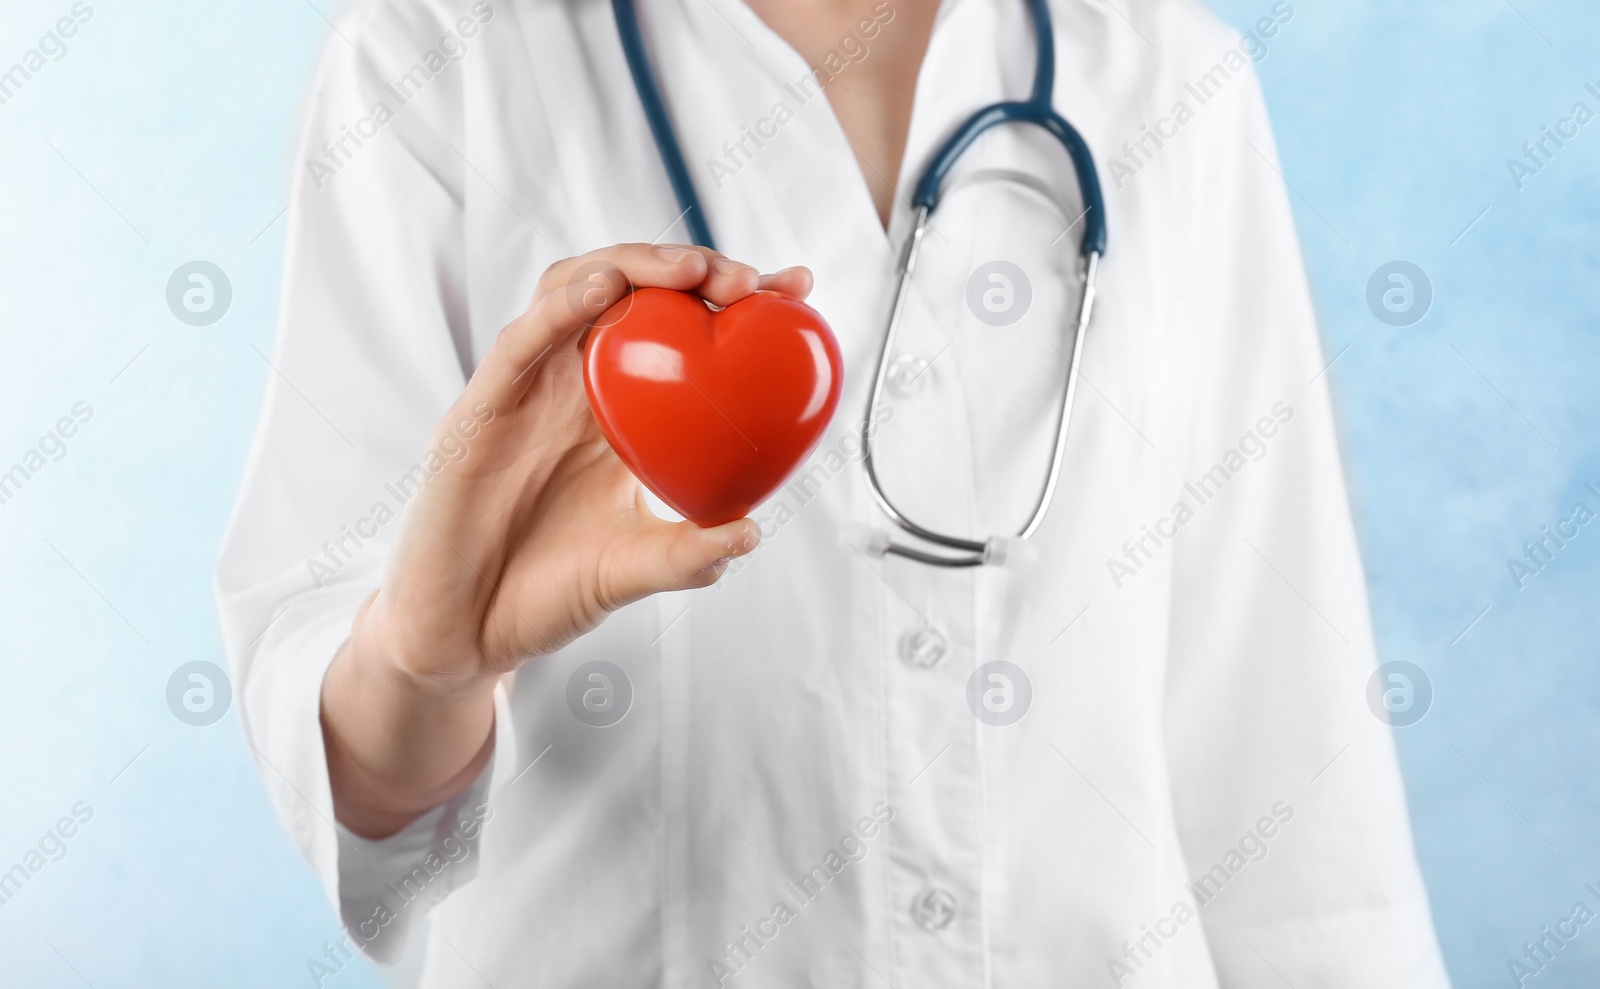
[320,620,498,840]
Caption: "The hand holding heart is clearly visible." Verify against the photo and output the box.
[323,245,814,839]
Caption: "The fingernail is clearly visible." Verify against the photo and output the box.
[713,258,746,276]
[758,266,803,289]
[657,246,694,262]
[730,526,759,555]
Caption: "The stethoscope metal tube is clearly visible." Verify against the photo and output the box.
[859,202,1100,567]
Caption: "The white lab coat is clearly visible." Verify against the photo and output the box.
[215,0,1452,985]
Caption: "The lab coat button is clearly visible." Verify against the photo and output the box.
[911,886,957,931]
[885,354,930,398]
[899,627,947,668]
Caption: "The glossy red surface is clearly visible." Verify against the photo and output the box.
[583,287,844,527]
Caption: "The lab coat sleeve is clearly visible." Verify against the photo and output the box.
[213,0,517,963]
[1156,53,1452,989]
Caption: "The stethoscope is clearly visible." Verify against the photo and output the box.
[614,0,1106,567]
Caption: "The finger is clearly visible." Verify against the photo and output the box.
[471,244,710,406]
[682,250,813,306]
[681,247,761,307]
[608,517,762,603]
[757,265,814,301]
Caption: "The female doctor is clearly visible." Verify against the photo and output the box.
[217,0,1452,984]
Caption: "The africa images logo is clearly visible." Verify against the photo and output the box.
[703,1,895,189]
[166,662,232,727]
[1101,2,1293,190]
[0,401,93,508]
[303,2,495,191]
[0,3,94,110]
[1105,401,1294,589]
[0,802,94,908]
[705,803,895,986]
[1107,801,1294,985]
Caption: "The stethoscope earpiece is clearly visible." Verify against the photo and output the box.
[840,522,893,560]
[841,524,1041,570]
[982,536,1039,569]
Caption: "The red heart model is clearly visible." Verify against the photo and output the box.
[583,287,844,527]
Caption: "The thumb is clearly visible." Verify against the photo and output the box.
[608,517,762,603]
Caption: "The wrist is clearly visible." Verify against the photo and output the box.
[323,603,500,839]
[345,592,500,703]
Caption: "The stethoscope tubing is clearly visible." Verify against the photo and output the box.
[613,0,718,250]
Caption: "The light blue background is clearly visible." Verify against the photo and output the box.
[0,0,1594,985]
